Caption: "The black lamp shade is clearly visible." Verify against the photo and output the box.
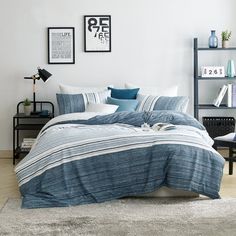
[38,68,52,82]
[24,67,52,114]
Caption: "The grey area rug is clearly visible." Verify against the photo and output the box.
[1,198,236,236]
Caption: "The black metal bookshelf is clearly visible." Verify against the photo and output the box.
[194,38,236,120]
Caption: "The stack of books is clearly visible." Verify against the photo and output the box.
[21,138,36,151]
[213,83,236,107]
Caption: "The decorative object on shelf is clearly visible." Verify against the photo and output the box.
[208,30,218,48]
[201,66,225,78]
[24,67,52,115]
[48,27,75,64]
[227,60,235,78]
[39,110,49,117]
[221,30,232,48]
[23,98,31,116]
[84,15,111,52]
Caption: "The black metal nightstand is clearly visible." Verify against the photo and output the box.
[214,133,236,175]
[13,101,54,165]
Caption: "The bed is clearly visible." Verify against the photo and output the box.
[15,110,225,208]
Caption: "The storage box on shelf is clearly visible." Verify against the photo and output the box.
[202,117,235,140]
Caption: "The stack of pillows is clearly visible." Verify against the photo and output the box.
[57,83,189,115]
[106,87,140,112]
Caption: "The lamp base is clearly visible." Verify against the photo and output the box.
[30,111,41,115]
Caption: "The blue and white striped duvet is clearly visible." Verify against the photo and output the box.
[15,111,225,208]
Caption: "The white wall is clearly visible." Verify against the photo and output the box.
[0,0,235,150]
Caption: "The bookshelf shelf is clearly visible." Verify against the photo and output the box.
[197,47,236,51]
[197,76,236,80]
[198,104,236,109]
[194,38,236,120]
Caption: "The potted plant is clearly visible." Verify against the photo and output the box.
[23,98,31,116]
[221,30,232,48]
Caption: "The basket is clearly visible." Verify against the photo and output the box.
[202,117,235,139]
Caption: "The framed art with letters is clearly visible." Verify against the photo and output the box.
[84,15,111,52]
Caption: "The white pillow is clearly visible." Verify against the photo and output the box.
[59,84,113,94]
[85,103,118,114]
[125,83,178,96]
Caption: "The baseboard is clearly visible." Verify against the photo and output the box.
[0,150,12,159]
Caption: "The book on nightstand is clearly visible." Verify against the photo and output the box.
[21,138,36,151]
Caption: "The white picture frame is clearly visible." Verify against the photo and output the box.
[84,15,111,52]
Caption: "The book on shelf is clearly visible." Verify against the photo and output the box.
[226,83,236,107]
[227,83,233,107]
[22,138,36,142]
[20,147,31,152]
[21,138,36,150]
[213,85,228,107]
[212,83,236,107]
[232,84,236,107]
[21,143,33,148]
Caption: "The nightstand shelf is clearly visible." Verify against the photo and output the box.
[14,124,46,130]
[13,101,54,165]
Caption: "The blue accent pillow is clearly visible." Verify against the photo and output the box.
[136,94,189,112]
[56,90,111,114]
[108,87,139,99]
[107,97,139,112]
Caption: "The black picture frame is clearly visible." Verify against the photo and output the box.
[84,15,111,52]
[48,27,75,64]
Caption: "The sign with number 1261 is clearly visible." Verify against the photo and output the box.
[201,66,225,78]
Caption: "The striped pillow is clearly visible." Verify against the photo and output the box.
[57,90,111,115]
[136,94,189,112]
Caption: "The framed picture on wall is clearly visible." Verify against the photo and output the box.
[48,27,75,64]
[84,15,111,52]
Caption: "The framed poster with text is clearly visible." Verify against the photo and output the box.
[48,27,75,64]
[84,15,111,52]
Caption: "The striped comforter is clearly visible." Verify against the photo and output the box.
[15,111,225,208]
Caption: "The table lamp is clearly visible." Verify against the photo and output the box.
[24,67,52,115]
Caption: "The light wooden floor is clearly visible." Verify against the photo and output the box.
[0,151,236,209]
